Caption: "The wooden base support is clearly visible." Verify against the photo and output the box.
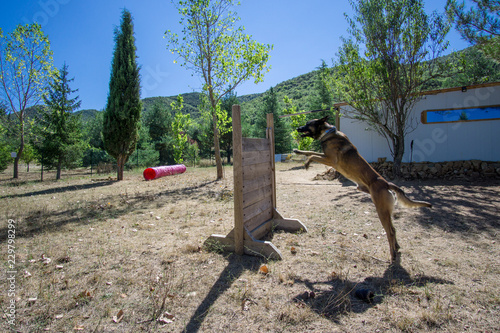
[205,209,308,260]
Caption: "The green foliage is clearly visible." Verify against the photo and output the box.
[81,111,113,167]
[170,95,192,164]
[446,0,500,62]
[0,122,10,172]
[127,122,159,168]
[0,23,55,178]
[166,0,273,179]
[220,91,237,163]
[166,0,273,106]
[103,9,142,180]
[282,96,313,150]
[254,87,292,153]
[335,0,452,176]
[37,64,85,179]
[308,60,333,112]
[0,24,55,112]
[447,46,500,85]
[20,143,36,170]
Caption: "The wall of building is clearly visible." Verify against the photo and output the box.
[338,83,500,163]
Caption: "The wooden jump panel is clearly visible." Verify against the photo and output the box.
[242,184,273,208]
[242,162,272,182]
[242,150,271,166]
[205,105,307,260]
[242,137,269,152]
[242,174,272,195]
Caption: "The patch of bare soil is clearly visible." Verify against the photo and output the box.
[0,162,498,332]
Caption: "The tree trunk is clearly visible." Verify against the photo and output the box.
[392,136,405,179]
[56,158,62,180]
[212,109,223,180]
[117,155,125,181]
[14,127,24,179]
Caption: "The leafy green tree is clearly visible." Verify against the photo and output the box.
[38,64,84,180]
[0,122,10,172]
[283,96,313,151]
[166,0,273,179]
[448,46,500,85]
[82,111,112,167]
[103,9,142,181]
[220,91,237,163]
[170,95,192,164]
[144,102,175,165]
[446,0,500,62]
[128,122,159,168]
[196,95,217,160]
[20,143,36,172]
[0,103,11,172]
[335,0,452,177]
[0,23,55,178]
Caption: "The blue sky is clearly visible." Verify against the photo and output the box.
[1,0,470,111]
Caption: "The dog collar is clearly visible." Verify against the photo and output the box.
[320,127,337,141]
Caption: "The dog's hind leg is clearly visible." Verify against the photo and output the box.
[371,189,399,262]
[357,183,370,194]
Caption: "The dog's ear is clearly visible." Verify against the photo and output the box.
[319,116,329,123]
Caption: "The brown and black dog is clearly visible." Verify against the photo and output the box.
[294,116,431,262]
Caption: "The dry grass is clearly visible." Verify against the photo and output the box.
[0,162,499,332]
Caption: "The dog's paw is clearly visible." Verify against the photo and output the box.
[304,162,310,170]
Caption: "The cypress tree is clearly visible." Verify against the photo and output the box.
[103,9,141,181]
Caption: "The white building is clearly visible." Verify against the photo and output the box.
[336,82,500,163]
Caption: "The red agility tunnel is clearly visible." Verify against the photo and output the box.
[143,164,186,180]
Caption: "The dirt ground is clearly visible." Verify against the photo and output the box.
[0,162,499,332]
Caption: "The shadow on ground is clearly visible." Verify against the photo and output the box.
[0,180,221,242]
[292,256,453,323]
[182,254,264,333]
[0,180,115,199]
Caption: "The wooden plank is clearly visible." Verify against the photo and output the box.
[243,196,273,224]
[242,174,272,194]
[244,210,273,233]
[242,150,271,166]
[242,184,272,209]
[243,137,269,152]
[232,105,244,256]
[242,162,271,182]
[249,219,273,240]
[243,238,282,260]
[267,113,277,211]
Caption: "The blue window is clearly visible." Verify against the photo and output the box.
[422,105,500,124]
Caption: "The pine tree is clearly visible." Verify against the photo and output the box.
[39,63,84,180]
[257,87,291,154]
[103,9,141,181]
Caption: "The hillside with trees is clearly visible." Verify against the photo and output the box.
[1,42,499,178]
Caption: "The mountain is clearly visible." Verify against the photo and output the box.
[75,109,100,122]
[75,45,499,124]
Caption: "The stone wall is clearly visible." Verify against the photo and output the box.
[313,160,500,181]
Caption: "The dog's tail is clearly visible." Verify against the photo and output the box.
[388,183,432,208]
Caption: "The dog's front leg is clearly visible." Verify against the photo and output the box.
[294,149,328,170]
[293,149,325,157]
[304,155,333,170]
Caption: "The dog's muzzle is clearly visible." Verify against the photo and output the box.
[296,126,311,137]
